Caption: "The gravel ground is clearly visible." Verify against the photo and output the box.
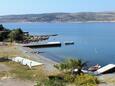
[98,73,115,86]
[0,63,34,86]
[0,64,11,72]
[0,78,34,86]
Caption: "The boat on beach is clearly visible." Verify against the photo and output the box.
[73,64,115,75]
[95,64,115,74]
[88,64,101,72]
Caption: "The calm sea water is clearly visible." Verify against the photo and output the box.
[3,22,115,66]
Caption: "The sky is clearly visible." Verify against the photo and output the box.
[0,0,115,15]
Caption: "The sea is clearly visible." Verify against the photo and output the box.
[3,22,115,66]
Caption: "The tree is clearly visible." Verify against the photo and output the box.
[73,59,87,75]
[14,28,23,41]
[8,30,16,42]
[0,25,25,42]
[8,28,24,42]
[0,25,10,41]
[0,24,5,31]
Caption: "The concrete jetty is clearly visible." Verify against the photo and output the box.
[22,42,61,48]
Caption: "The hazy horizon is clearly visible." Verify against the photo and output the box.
[1,11,115,16]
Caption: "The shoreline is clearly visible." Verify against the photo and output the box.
[17,45,58,73]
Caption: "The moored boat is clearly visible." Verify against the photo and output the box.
[64,41,74,45]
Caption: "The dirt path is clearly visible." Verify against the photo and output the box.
[0,64,11,72]
[98,73,115,86]
[0,78,34,86]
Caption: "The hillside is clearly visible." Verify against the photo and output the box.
[0,12,115,23]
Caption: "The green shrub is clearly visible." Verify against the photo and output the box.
[34,81,43,86]
[64,74,75,83]
[44,78,65,86]
[75,74,99,86]
[35,78,65,86]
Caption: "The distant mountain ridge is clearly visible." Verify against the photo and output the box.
[0,12,115,23]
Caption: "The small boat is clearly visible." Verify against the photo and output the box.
[95,64,115,74]
[64,41,74,45]
[88,64,101,72]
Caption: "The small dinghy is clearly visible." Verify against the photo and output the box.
[88,64,101,72]
[64,41,74,45]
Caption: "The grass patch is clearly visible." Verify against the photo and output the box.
[0,45,26,58]
[2,62,47,81]
[0,45,50,81]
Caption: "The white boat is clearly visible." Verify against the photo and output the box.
[12,57,43,68]
[95,64,115,74]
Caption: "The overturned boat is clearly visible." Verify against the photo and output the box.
[95,64,115,75]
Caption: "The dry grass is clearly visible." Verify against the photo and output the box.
[0,45,26,58]
[0,62,47,81]
[0,44,58,81]
[0,45,47,81]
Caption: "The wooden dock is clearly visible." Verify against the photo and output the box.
[22,42,61,48]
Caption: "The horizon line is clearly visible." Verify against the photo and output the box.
[0,11,115,16]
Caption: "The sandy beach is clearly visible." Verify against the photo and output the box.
[0,78,34,86]
[17,45,58,73]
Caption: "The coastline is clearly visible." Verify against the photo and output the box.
[17,45,58,73]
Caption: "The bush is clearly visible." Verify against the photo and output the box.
[35,78,65,86]
[34,81,43,86]
[75,74,99,86]
[44,78,65,86]
[64,74,75,83]
[35,74,99,86]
